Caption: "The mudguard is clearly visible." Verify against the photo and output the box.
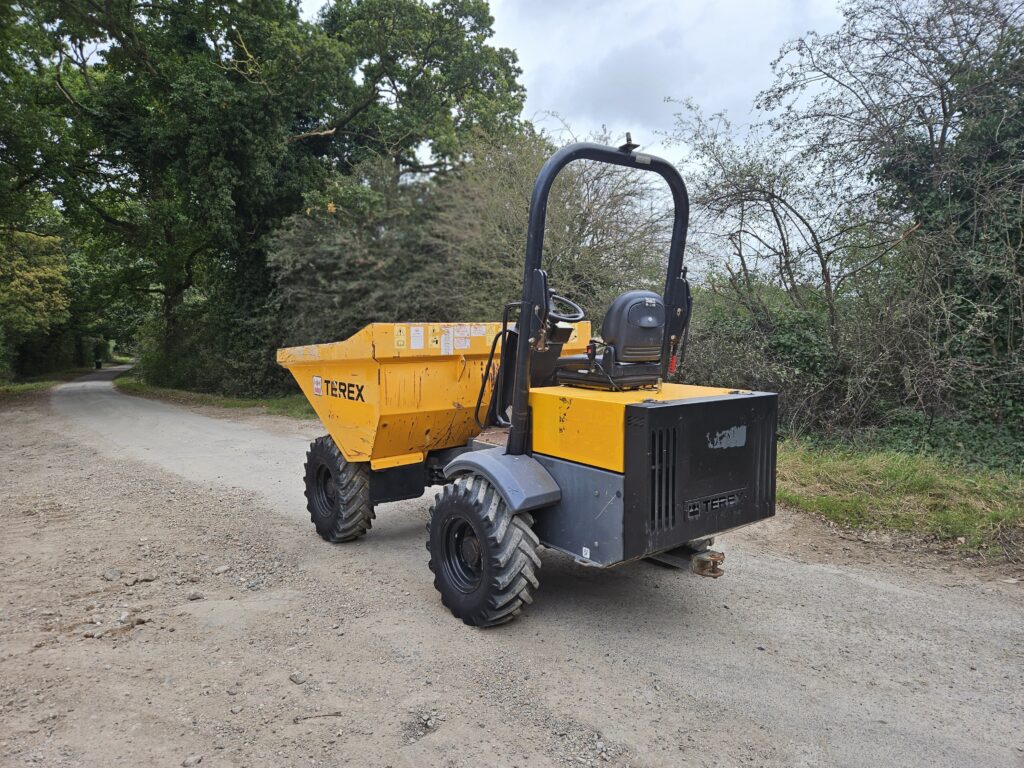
[443,447,561,513]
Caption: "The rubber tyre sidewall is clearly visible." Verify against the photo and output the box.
[303,436,373,542]
[428,477,540,627]
[429,493,495,620]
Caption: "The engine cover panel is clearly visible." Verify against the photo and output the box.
[621,392,777,560]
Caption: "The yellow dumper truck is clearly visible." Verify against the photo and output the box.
[279,141,777,627]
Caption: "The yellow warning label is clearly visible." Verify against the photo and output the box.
[394,326,406,349]
[428,324,441,349]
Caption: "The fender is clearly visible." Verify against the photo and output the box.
[443,447,560,513]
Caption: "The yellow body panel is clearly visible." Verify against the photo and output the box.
[529,383,750,472]
[278,322,590,466]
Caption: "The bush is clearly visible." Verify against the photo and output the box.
[680,286,852,434]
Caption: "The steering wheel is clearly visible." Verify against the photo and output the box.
[547,292,585,323]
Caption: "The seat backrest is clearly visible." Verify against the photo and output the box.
[601,290,665,362]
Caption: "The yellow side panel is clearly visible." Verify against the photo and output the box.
[277,321,591,465]
[529,383,750,472]
[276,324,377,365]
[283,356,380,462]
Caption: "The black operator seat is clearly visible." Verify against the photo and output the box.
[557,290,665,390]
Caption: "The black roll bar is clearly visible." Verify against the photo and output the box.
[506,142,692,456]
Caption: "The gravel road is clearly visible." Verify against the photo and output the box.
[1,368,1021,767]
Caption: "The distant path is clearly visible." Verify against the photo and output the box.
[31,368,1024,768]
[50,366,310,515]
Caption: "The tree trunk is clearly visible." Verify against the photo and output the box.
[156,284,188,387]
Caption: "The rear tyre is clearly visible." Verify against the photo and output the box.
[427,474,541,627]
[304,435,374,542]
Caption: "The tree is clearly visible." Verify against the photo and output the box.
[667,104,917,430]
[758,0,1019,176]
[317,0,525,172]
[758,0,1023,422]
[0,3,60,230]
[13,0,524,390]
[425,127,669,322]
[269,127,672,349]
[0,231,69,377]
[12,1,338,383]
[269,154,438,348]
[674,0,1022,429]
[876,24,1024,421]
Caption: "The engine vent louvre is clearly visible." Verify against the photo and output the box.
[649,426,677,532]
[626,413,646,428]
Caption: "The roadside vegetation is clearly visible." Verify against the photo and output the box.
[779,441,1023,561]
[0,367,98,399]
[114,371,314,419]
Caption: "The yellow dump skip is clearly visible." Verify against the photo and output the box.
[278,322,590,469]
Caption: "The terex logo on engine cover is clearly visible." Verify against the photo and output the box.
[313,376,365,402]
[685,489,744,519]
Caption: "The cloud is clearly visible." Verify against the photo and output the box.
[490,0,843,152]
[532,26,698,129]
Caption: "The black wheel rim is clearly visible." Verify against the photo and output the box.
[313,462,336,517]
[441,516,483,593]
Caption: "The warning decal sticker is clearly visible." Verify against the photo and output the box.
[410,326,425,350]
[394,326,406,349]
[440,327,454,355]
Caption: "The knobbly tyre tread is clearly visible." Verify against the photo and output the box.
[304,435,375,542]
[427,474,541,627]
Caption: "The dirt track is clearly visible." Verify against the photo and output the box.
[1,369,1022,767]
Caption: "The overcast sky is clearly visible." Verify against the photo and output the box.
[488,0,843,153]
[301,0,845,155]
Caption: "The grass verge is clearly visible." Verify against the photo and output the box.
[778,440,1023,561]
[114,373,315,419]
[0,367,99,399]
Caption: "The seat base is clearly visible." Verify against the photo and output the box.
[556,360,661,391]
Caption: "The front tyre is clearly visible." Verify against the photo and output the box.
[304,435,374,542]
[427,474,541,627]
